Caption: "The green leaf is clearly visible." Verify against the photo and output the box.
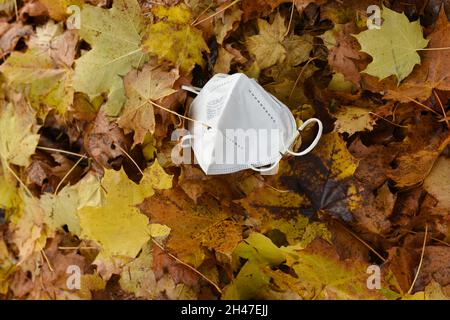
[73,0,147,116]
[354,6,429,82]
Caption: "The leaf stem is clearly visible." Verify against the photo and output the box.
[417,46,450,51]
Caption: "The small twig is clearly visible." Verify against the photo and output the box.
[14,0,18,21]
[369,112,408,128]
[58,246,98,250]
[115,144,144,176]
[41,249,54,272]
[36,146,89,159]
[192,0,241,26]
[417,46,450,51]
[283,1,295,38]
[408,224,428,295]
[289,57,317,100]
[148,100,212,129]
[255,175,290,193]
[403,96,440,116]
[407,230,450,247]
[151,238,223,295]
[338,222,386,262]
[191,3,214,25]
[54,157,84,195]
[5,163,33,198]
[433,90,449,129]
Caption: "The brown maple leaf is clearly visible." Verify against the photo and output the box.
[322,22,367,85]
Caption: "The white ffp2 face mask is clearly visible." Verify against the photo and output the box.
[181,73,322,175]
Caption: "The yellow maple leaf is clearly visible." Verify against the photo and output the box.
[142,4,209,73]
[246,13,287,70]
[39,0,84,21]
[0,103,40,168]
[78,161,173,258]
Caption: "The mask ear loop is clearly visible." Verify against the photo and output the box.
[181,85,202,95]
[249,159,282,173]
[180,134,194,148]
[286,118,323,156]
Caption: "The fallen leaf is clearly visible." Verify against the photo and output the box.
[246,13,287,70]
[333,106,376,136]
[0,102,40,167]
[214,6,242,44]
[73,0,148,116]
[78,161,173,258]
[354,6,429,82]
[213,46,235,74]
[40,173,103,235]
[83,110,128,170]
[0,22,33,59]
[39,0,84,21]
[423,156,450,210]
[141,187,233,267]
[386,9,450,101]
[282,239,386,299]
[119,241,157,299]
[280,132,360,221]
[118,62,179,146]
[143,4,209,73]
[414,246,450,292]
[0,22,76,115]
[321,22,366,85]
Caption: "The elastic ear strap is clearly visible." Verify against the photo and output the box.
[286,118,323,157]
[181,85,202,95]
[180,134,194,148]
[249,158,281,173]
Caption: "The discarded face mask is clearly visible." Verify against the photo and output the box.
[181,73,322,175]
